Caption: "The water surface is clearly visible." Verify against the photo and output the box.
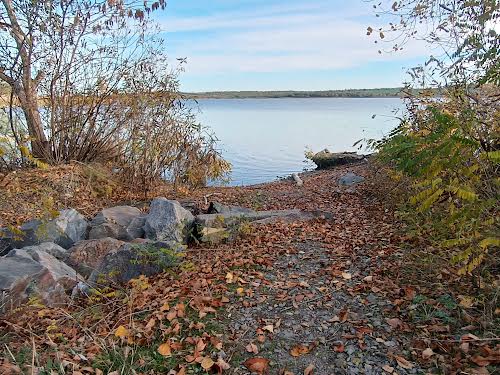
[197,98,402,186]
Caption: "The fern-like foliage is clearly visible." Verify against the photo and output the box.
[375,86,499,276]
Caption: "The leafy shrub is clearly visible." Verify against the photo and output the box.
[373,86,499,277]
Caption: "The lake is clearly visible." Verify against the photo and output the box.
[196,98,403,186]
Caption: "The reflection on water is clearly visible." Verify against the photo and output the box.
[196,98,403,186]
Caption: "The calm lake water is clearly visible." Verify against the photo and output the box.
[196,98,403,186]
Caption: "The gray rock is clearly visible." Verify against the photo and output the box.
[144,198,194,244]
[338,172,365,186]
[207,202,255,215]
[7,247,82,291]
[196,209,331,229]
[18,242,67,261]
[88,241,184,286]
[126,215,146,240]
[310,150,365,169]
[11,209,88,249]
[89,206,144,241]
[65,237,125,277]
[0,255,69,312]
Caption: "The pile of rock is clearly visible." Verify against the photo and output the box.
[0,198,194,312]
[0,198,334,313]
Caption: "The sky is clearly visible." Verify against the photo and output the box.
[155,0,431,92]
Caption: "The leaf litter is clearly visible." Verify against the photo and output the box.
[1,162,498,374]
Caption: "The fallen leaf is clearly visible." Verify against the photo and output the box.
[471,355,500,367]
[262,324,274,333]
[460,342,470,353]
[382,364,394,373]
[145,317,156,330]
[216,357,231,371]
[386,318,403,329]
[395,355,413,369]
[226,272,234,284]
[237,287,245,295]
[333,343,345,352]
[459,295,475,308]
[341,272,352,280]
[304,364,314,375]
[339,309,348,323]
[246,342,259,354]
[363,275,373,282]
[422,348,434,359]
[290,344,310,357]
[114,325,128,338]
[201,357,215,370]
[243,357,269,374]
[158,343,171,357]
[167,309,177,321]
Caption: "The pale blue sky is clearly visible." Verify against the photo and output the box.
[155,0,430,92]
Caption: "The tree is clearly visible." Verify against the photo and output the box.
[0,0,165,161]
[0,0,228,187]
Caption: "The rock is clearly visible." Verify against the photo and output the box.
[196,209,331,229]
[88,241,184,286]
[310,150,365,169]
[65,238,125,277]
[7,247,82,291]
[207,202,255,215]
[16,242,67,261]
[291,173,303,186]
[0,256,68,312]
[338,172,365,186]
[11,209,88,249]
[126,216,146,240]
[89,206,144,241]
[199,227,230,244]
[144,198,195,244]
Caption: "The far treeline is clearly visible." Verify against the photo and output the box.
[186,88,405,99]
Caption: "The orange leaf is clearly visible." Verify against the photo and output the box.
[290,344,310,357]
[158,343,171,357]
[114,325,128,338]
[200,357,215,370]
[243,358,269,375]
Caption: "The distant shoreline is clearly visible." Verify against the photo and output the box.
[184,88,404,99]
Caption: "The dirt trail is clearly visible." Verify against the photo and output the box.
[204,164,422,374]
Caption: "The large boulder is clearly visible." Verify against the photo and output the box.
[196,209,309,229]
[11,242,67,261]
[338,172,365,186]
[310,150,365,169]
[7,247,82,291]
[0,255,69,312]
[89,206,144,241]
[65,237,125,277]
[144,198,195,244]
[88,241,184,286]
[11,209,88,249]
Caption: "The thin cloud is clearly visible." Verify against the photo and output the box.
[159,1,430,76]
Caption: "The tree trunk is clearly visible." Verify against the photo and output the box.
[14,84,50,161]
